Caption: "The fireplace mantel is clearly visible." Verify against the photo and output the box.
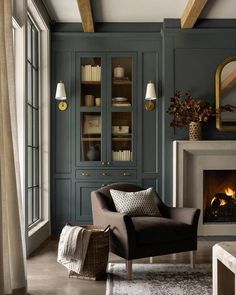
[173,140,236,236]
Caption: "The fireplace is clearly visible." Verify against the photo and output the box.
[173,140,236,236]
[203,170,236,223]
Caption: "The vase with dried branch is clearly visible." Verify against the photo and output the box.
[167,91,214,141]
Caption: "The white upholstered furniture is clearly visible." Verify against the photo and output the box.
[213,242,236,295]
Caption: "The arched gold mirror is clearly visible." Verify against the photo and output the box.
[216,56,236,131]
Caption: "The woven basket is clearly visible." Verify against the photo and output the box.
[69,225,110,280]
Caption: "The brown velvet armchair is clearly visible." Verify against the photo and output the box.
[91,183,200,279]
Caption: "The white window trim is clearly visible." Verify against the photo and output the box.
[27,0,50,254]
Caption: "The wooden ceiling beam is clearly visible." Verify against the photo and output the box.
[77,0,94,32]
[181,0,208,29]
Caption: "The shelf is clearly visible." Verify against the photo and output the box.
[81,137,101,141]
[81,81,101,85]
[112,80,132,85]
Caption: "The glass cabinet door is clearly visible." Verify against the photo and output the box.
[76,55,105,166]
[108,55,136,166]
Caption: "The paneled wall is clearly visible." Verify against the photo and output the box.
[162,21,236,204]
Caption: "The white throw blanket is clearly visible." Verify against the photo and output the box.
[57,225,91,274]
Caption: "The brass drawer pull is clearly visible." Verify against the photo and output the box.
[81,172,90,177]
[123,172,131,177]
[102,172,111,177]
[101,162,106,166]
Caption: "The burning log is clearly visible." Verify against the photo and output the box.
[204,191,236,223]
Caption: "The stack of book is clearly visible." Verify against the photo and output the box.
[112,150,132,161]
[81,65,101,81]
[112,101,131,107]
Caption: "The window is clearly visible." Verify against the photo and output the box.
[27,16,40,227]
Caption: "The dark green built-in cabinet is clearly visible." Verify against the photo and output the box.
[51,26,162,233]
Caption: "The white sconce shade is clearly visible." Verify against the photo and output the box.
[145,81,157,100]
[55,81,67,100]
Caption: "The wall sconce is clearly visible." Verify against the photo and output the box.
[144,81,157,111]
[55,81,68,111]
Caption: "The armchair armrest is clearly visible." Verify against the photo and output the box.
[91,191,136,258]
[166,207,200,228]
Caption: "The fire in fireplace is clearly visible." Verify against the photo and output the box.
[203,170,236,223]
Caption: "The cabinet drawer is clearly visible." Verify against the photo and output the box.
[76,169,96,179]
[77,169,136,180]
[97,170,113,178]
[115,170,136,179]
[97,169,136,179]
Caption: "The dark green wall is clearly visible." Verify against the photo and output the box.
[162,22,236,204]
[51,21,236,232]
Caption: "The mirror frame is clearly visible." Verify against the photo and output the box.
[215,56,236,132]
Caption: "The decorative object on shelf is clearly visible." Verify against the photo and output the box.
[189,122,202,141]
[83,115,101,134]
[112,97,127,102]
[114,66,125,78]
[84,94,95,107]
[144,81,157,111]
[95,97,101,107]
[167,91,214,140]
[112,97,131,107]
[55,81,68,111]
[87,145,100,161]
[112,126,129,134]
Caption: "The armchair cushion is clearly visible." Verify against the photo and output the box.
[131,216,193,245]
[110,187,162,217]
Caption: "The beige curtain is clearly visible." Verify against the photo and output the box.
[0,0,27,294]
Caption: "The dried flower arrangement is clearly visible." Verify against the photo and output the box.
[167,91,215,128]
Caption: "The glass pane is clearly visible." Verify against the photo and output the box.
[80,57,101,107]
[81,112,101,161]
[111,57,132,107]
[32,68,38,108]
[27,63,32,104]
[28,188,33,225]
[32,26,38,67]
[27,106,33,146]
[112,112,132,161]
[33,109,39,147]
[33,148,39,186]
[33,187,39,222]
[27,21,31,62]
[28,147,33,187]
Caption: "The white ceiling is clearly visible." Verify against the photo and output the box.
[43,0,236,23]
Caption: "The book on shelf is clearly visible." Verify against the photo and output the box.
[112,102,131,107]
[112,150,132,161]
[81,65,101,82]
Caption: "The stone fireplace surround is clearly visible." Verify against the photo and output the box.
[173,140,236,236]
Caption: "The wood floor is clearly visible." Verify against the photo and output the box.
[27,238,221,295]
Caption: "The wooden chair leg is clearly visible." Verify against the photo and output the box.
[190,251,196,268]
[126,260,132,280]
[150,257,153,264]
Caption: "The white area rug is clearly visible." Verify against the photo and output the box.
[106,263,212,295]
